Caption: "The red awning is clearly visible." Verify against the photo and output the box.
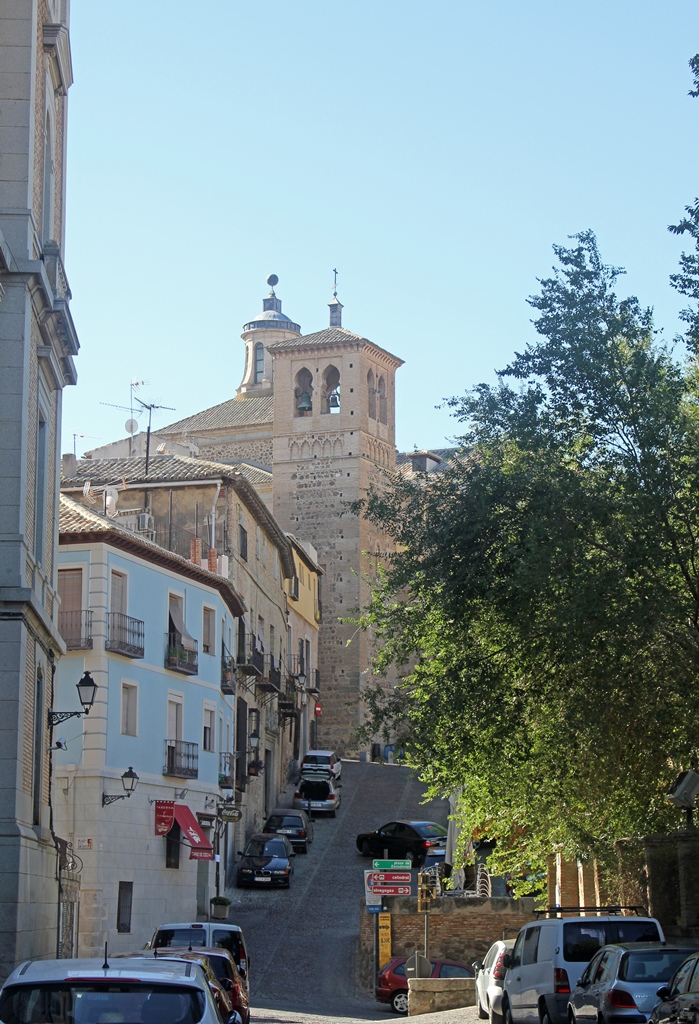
[154,800,213,861]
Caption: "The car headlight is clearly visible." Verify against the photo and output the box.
[272,869,290,875]
[239,868,252,875]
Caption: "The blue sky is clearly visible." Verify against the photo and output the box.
[62,1,699,457]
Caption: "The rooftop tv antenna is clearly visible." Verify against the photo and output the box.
[133,395,175,475]
[100,378,151,456]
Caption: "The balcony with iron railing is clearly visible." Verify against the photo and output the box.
[106,612,145,658]
[164,633,198,675]
[219,751,235,789]
[58,610,93,650]
[221,643,235,695]
[163,740,198,778]
[237,635,263,676]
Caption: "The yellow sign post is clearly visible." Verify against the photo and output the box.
[378,911,392,967]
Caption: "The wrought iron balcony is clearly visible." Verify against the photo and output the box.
[106,613,144,658]
[219,751,235,789]
[164,633,198,674]
[269,658,282,689]
[237,636,263,676]
[58,610,93,650]
[221,646,235,694]
[163,740,198,778]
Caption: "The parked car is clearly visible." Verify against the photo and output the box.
[651,950,699,1024]
[376,955,475,1014]
[0,957,238,1024]
[236,833,295,888]
[292,774,342,816]
[502,914,665,1024]
[114,951,240,1024]
[147,948,250,1024]
[146,921,250,985]
[262,807,314,852]
[356,819,448,865]
[568,943,699,1024]
[300,749,342,780]
[473,938,515,1021]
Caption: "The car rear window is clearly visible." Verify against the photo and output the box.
[302,755,330,765]
[414,823,448,839]
[155,929,206,949]
[0,983,205,1024]
[563,920,661,962]
[210,933,243,965]
[265,815,302,829]
[620,950,694,984]
[299,781,331,798]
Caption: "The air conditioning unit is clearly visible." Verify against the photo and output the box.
[666,770,699,808]
[136,513,155,533]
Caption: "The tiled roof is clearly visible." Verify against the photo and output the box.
[159,394,274,433]
[268,326,404,365]
[61,454,271,488]
[58,495,246,614]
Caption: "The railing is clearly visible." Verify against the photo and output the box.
[106,613,145,658]
[163,740,198,778]
[219,751,235,789]
[58,610,93,650]
[164,633,198,675]
[269,658,282,689]
[237,636,263,675]
[153,524,211,562]
[221,645,235,694]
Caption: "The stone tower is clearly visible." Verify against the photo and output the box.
[269,292,403,752]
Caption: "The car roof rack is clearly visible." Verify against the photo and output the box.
[533,905,645,918]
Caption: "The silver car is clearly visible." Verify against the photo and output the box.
[0,956,237,1024]
[568,943,699,1024]
[292,772,342,816]
[474,938,515,1022]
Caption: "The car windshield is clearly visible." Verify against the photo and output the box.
[0,983,205,1024]
[244,839,286,857]
[619,951,693,984]
[414,823,448,839]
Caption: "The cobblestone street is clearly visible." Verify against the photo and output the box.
[226,758,460,1022]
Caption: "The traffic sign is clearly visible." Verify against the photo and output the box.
[371,885,412,896]
[370,871,411,884]
[366,904,383,913]
[372,859,412,870]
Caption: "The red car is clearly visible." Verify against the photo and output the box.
[376,955,475,1014]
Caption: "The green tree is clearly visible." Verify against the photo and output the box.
[354,221,699,883]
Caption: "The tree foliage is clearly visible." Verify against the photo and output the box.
[353,69,699,879]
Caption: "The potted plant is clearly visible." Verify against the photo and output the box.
[210,895,231,920]
[247,759,264,777]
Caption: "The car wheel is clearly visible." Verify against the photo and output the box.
[391,990,409,1015]
[330,809,336,818]
[490,1006,504,1024]
[361,840,371,856]
[405,850,414,864]
[503,1000,515,1024]
[540,1007,552,1024]
[478,996,488,1019]
[301,843,308,854]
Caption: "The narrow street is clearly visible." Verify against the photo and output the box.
[227,759,454,1022]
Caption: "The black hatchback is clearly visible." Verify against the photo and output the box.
[356,819,447,865]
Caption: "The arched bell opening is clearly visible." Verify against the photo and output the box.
[321,365,341,415]
[294,368,314,417]
[367,370,376,419]
[377,375,387,425]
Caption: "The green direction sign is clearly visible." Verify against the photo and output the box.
[372,859,412,870]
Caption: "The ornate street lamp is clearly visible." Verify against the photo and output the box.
[47,671,98,726]
[102,767,139,806]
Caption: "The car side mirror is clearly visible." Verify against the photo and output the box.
[228,1013,243,1024]
[656,986,672,1002]
[473,961,483,972]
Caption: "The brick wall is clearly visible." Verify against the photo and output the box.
[358,896,536,992]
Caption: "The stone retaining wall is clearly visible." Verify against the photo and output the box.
[408,977,476,1015]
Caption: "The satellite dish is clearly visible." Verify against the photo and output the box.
[104,486,119,518]
[125,418,138,435]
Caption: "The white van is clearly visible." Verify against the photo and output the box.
[145,921,250,986]
[501,913,665,1024]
